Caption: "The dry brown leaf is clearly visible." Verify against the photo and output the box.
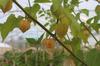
[2,0,13,13]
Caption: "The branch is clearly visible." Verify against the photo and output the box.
[12,0,88,66]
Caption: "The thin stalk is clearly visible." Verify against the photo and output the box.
[36,48,38,66]
[25,54,28,66]
[28,0,31,8]
[10,38,16,66]
[73,11,98,43]
[12,0,88,66]
[66,33,71,40]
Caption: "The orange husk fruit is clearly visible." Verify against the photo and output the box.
[19,19,30,32]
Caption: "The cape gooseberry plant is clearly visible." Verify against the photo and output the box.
[0,0,100,66]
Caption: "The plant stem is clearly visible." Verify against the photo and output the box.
[73,11,98,43]
[28,0,31,8]
[12,0,88,66]
[66,33,71,40]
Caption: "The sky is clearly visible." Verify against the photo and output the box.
[0,0,100,48]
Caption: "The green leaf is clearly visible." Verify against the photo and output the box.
[95,5,100,16]
[71,37,81,53]
[55,22,68,39]
[96,41,100,45]
[46,23,56,37]
[91,23,100,33]
[0,15,23,41]
[0,24,3,31]
[26,38,37,44]
[25,4,40,19]
[34,0,51,3]
[71,0,79,6]
[64,0,68,4]
[50,0,63,18]
[52,0,62,7]
[0,0,9,8]
[85,49,100,66]
[53,51,66,66]
[74,50,84,66]
[94,16,100,22]
[87,16,100,33]
[81,9,89,16]
[79,28,90,43]
[62,8,81,37]
[50,23,57,32]
[70,16,81,37]
[76,13,80,21]
[38,10,43,14]
[39,13,45,17]
[38,33,44,42]
[32,4,40,16]
[63,7,75,24]
[44,22,49,27]
[86,17,94,24]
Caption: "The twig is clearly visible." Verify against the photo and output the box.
[12,0,88,66]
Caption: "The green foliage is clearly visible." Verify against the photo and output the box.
[34,0,51,3]
[75,13,80,21]
[73,50,84,66]
[96,41,100,45]
[71,37,81,53]
[91,23,100,33]
[26,38,38,45]
[52,51,67,66]
[24,3,40,19]
[26,33,44,46]
[0,15,23,41]
[86,16,100,33]
[50,1,62,18]
[55,22,68,39]
[86,17,94,24]
[85,49,100,66]
[95,5,100,16]
[70,17,81,37]
[0,0,9,8]
[81,9,89,16]
[1,48,68,66]
[71,0,79,6]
